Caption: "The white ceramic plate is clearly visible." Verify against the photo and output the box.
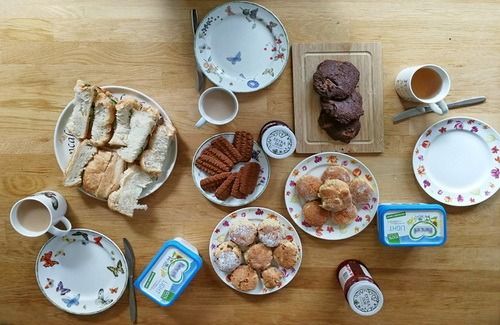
[194,1,289,92]
[284,152,379,240]
[35,229,128,315]
[413,116,499,206]
[192,132,270,207]
[209,207,302,295]
[54,85,177,199]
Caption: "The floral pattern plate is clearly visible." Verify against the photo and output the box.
[209,207,302,295]
[413,116,499,206]
[284,152,379,240]
[192,132,270,207]
[54,85,177,200]
[35,229,128,315]
[194,1,289,92]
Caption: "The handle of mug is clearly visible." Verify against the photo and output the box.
[429,100,448,115]
[195,117,206,128]
[48,216,72,237]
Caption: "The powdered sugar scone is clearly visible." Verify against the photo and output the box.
[302,200,329,226]
[257,218,283,247]
[349,177,375,206]
[295,175,322,201]
[229,265,259,291]
[321,165,351,183]
[262,267,283,289]
[213,241,242,273]
[331,204,357,225]
[244,243,273,271]
[228,219,257,247]
[273,240,299,269]
[318,179,352,212]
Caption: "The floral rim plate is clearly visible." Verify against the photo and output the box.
[35,229,128,315]
[284,152,379,240]
[209,207,302,295]
[54,85,177,200]
[194,1,289,92]
[192,132,270,207]
[413,116,499,206]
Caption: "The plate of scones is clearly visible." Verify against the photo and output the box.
[209,207,302,295]
[284,152,379,240]
[192,131,270,207]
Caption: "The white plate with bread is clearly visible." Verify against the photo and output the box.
[54,81,177,216]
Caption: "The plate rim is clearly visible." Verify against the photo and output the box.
[194,0,290,93]
[34,228,129,315]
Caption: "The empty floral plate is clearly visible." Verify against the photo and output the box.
[35,229,128,315]
[413,116,499,206]
[284,152,379,240]
[209,207,302,295]
[194,1,289,92]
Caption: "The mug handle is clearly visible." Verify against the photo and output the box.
[195,117,207,128]
[48,216,72,237]
[429,100,448,115]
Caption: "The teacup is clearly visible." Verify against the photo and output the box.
[195,87,238,128]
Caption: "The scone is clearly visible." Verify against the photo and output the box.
[214,241,242,273]
[349,177,375,206]
[296,175,322,201]
[302,201,329,227]
[229,265,258,291]
[318,179,352,212]
[312,60,360,100]
[258,218,283,247]
[262,267,283,289]
[228,219,257,247]
[331,204,358,225]
[273,240,298,269]
[244,243,273,271]
[321,166,351,184]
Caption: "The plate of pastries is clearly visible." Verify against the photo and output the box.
[54,80,177,217]
[284,152,379,240]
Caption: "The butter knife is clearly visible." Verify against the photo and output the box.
[123,238,136,324]
[191,9,205,93]
[392,96,486,123]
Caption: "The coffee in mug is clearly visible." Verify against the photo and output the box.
[195,87,238,128]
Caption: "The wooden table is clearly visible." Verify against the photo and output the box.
[1,1,499,324]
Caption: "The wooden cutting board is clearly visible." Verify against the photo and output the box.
[292,42,384,153]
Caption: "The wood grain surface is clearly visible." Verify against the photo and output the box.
[1,1,499,324]
[293,42,384,153]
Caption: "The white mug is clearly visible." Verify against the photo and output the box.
[395,64,451,115]
[195,87,239,128]
[10,191,72,237]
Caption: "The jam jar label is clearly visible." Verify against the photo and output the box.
[352,286,381,313]
[265,129,293,155]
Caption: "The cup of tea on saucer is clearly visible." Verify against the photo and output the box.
[195,87,239,128]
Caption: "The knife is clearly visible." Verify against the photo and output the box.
[191,9,205,93]
[392,96,486,123]
[123,238,136,324]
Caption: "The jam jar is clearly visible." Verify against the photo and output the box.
[259,120,296,159]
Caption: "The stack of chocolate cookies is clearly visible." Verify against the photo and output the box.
[312,60,364,143]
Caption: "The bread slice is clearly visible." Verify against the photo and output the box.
[82,150,113,195]
[90,88,116,146]
[117,105,159,163]
[64,139,98,187]
[95,153,126,199]
[108,97,141,146]
[139,119,176,175]
[107,164,154,217]
[66,80,96,139]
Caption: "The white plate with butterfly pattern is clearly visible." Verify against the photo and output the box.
[194,1,289,92]
[35,229,128,315]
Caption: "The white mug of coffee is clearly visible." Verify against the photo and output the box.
[395,64,451,115]
[195,87,239,128]
[10,191,72,237]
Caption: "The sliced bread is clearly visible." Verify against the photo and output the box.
[82,150,113,195]
[66,80,96,139]
[108,97,141,146]
[64,139,98,187]
[90,88,116,146]
[95,153,126,199]
[139,119,176,175]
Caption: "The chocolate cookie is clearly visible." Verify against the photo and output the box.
[313,60,360,100]
[319,116,361,143]
[215,173,237,200]
[212,137,242,164]
[320,90,364,125]
[233,131,254,162]
[239,162,261,195]
[200,172,231,192]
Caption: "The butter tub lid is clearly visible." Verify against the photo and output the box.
[134,238,202,306]
[261,125,296,159]
[377,203,447,247]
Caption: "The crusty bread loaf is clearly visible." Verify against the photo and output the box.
[95,153,126,199]
[82,150,113,195]
[66,80,96,139]
[64,139,98,187]
[108,97,141,147]
[107,164,154,217]
[90,88,116,146]
[117,105,159,163]
[139,119,176,175]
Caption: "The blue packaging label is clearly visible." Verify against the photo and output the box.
[382,210,445,245]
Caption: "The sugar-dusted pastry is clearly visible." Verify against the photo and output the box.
[295,175,322,202]
[228,219,257,247]
[213,241,242,273]
[262,267,283,289]
[244,243,273,271]
[331,204,358,225]
[318,179,352,212]
[321,165,351,183]
[257,218,283,247]
[273,240,298,269]
[349,177,375,206]
[302,200,329,227]
[229,265,258,291]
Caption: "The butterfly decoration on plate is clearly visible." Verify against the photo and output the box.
[107,260,124,277]
[226,51,241,65]
[72,231,89,242]
[44,278,54,289]
[62,294,80,308]
[93,236,103,247]
[56,281,71,295]
[242,8,258,21]
[54,250,65,257]
[109,287,118,294]
[225,5,235,16]
[40,251,59,268]
[262,68,274,77]
[95,288,113,307]
[266,21,277,33]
